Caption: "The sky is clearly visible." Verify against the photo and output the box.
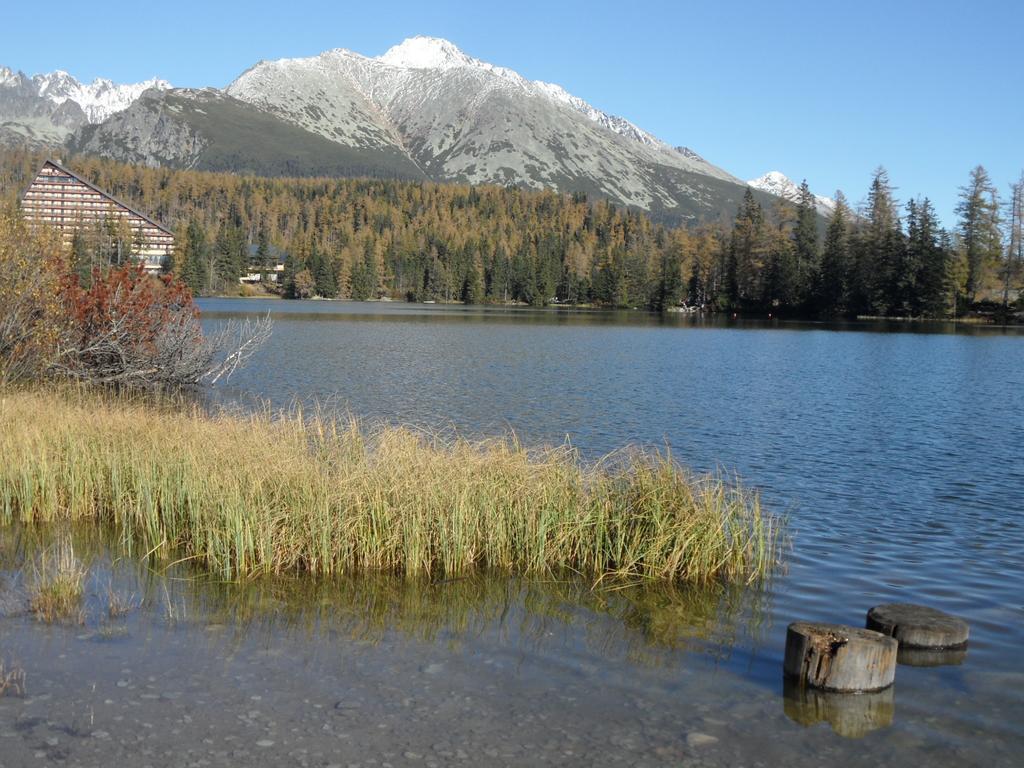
[4,0,1021,225]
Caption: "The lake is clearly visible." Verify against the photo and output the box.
[1,298,1022,766]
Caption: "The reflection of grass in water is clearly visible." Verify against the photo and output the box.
[28,538,86,624]
[1,387,782,585]
[3,524,772,667]
[0,658,26,697]
[106,587,138,618]
[155,565,772,666]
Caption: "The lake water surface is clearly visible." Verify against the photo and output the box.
[1,298,1022,766]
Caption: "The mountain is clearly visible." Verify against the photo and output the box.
[222,36,761,222]
[0,66,169,146]
[747,171,836,216]
[4,38,807,224]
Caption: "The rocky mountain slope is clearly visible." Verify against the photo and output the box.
[70,88,424,180]
[747,171,836,216]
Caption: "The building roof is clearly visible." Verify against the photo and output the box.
[25,159,175,238]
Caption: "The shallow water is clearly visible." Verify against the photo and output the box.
[1,298,1022,766]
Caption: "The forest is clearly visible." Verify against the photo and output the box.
[1,147,1021,319]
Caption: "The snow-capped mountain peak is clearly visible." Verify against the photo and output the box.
[748,171,836,215]
[18,69,172,123]
[377,36,477,70]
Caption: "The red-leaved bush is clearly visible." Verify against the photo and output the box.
[54,264,270,390]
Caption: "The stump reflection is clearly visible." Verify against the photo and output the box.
[897,645,967,667]
[783,677,895,738]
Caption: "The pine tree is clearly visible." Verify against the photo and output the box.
[850,167,902,316]
[727,189,768,309]
[763,202,798,313]
[256,217,270,270]
[651,245,684,311]
[309,242,338,298]
[349,241,379,300]
[179,219,209,295]
[461,257,485,304]
[792,180,819,305]
[913,198,950,317]
[213,224,246,293]
[280,251,301,299]
[956,165,1002,305]
[815,192,851,317]
[70,229,93,286]
[1001,172,1024,310]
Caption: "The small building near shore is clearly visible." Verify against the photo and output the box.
[20,159,175,273]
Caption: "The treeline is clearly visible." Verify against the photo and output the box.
[719,167,1021,318]
[1,147,1021,317]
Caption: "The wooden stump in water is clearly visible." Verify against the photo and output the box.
[783,677,895,738]
[784,622,897,692]
[866,603,969,649]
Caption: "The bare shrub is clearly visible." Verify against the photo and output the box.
[1,211,271,391]
[52,263,271,390]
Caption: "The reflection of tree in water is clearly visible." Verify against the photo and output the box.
[2,525,772,667]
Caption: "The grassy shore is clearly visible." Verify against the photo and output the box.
[0,388,781,584]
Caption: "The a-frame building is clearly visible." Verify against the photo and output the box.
[21,159,175,273]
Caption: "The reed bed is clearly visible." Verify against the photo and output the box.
[0,387,782,584]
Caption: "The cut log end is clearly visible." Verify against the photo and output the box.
[784,622,897,693]
[866,603,969,650]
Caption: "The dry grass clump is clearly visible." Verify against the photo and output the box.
[28,538,87,623]
[0,387,782,584]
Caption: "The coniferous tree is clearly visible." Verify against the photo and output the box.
[727,189,768,309]
[763,203,798,313]
[793,180,819,307]
[213,224,246,293]
[461,257,485,304]
[256,217,271,270]
[912,198,950,317]
[70,229,93,286]
[956,165,1002,305]
[179,219,209,295]
[280,251,301,299]
[1001,173,1024,309]
[651,245,684,311]
[850,167,902,316]
[815,192,851,317]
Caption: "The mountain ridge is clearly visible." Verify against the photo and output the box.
[2,38,818,224]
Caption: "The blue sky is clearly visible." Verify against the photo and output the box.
[5,0,1021,225]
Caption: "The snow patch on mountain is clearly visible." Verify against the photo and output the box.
[32,70,172,123]
[371,38,671,151]
[378,36,482,71]
[748,171,836,215]
[532,81,663,148]
[1,64,173,146]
